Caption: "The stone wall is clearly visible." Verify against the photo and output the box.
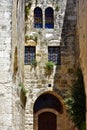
[0,0,13,129]
[24,0,77,130]
[0,0,25,130]
[76,0,87,128]
[0,0,81,130]
[11,0,25,130]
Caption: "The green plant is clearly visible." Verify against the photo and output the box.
[31,60,37,67]
[25,5,30,20]
[65,68,86,130]
[45,61,54,70]
[44,61,54,76]
[29,35,33,40]
[30,35,38,43]
[25,34,38,43]
[25,35,30,42]
[34,36,38,43]
[55,5,60,11]
[19,83,28,95]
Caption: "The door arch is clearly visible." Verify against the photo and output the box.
[33,91,66,130]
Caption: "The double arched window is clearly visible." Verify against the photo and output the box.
[34,7,43,28]
[34,7,54,28]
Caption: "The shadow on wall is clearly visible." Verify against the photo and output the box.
[53,0,76,98]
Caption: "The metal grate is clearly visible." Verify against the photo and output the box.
[24,46,35,65]
[48,46,61,65]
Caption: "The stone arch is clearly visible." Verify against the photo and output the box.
[33,91,66,130]
[34,7,43,28]
[45,7,54,28]
[34,91,64,114]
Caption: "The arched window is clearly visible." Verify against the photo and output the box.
[34,7,43,28]
[45,7,54,28]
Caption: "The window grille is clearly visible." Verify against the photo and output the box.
[24,46,35,64]
[48,47,61,65]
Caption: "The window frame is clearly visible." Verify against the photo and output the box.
[48,46,61,65]
[34,7,43,28]
[45,7,54,29]
[24,46,36,65]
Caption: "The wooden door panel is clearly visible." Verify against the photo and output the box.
[38,112,56,130]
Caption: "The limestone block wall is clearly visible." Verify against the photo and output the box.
[0,0,25,130]
[76,0,87,128]
[0,0,13,129]
[24,0,76,130]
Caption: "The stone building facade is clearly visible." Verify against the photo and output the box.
[1,0,85,130]
[76,0,87,128]
[24,0,77,130]
[0,0,25,130]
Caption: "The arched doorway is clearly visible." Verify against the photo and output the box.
[33,91,66,130]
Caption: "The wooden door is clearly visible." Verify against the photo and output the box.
[38,112,57,130]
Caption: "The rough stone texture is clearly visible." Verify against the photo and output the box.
[76,0,87,128]
[0,0,25,130]
[1,0,86,130]
[0,0,13,129]
[24,0,77,130]
[11,0,25,130]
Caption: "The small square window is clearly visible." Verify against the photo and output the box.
[24,46,36,65]
[48,46,61,65]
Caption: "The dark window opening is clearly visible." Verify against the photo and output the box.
[24,46,35,65]
[34,7,43,28]
[34,93,63,114]
[48,46,61,65]
[45,7,54,28]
